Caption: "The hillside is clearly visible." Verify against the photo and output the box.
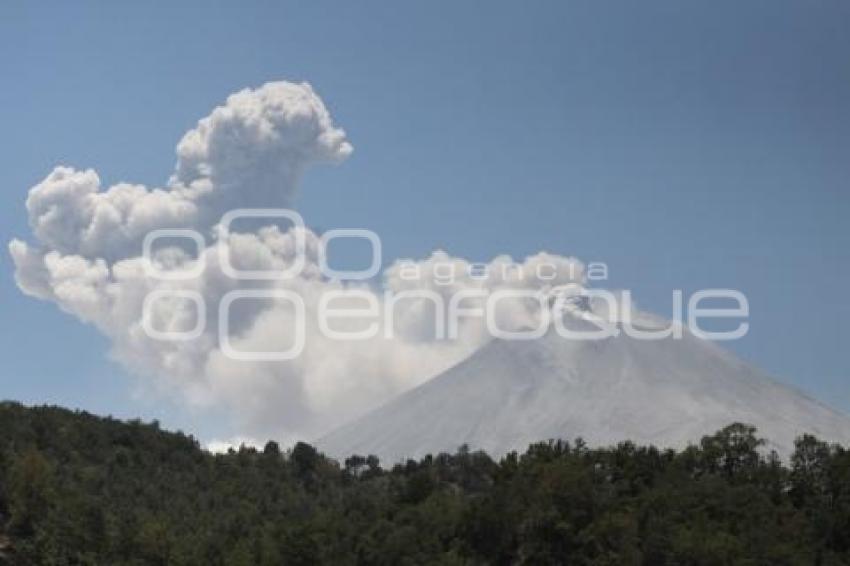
[1,401,850,564]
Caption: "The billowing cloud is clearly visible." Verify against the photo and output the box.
[19,82,350,264]
[9,80,585,443]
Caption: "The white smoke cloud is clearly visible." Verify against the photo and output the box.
[9,80,586,443]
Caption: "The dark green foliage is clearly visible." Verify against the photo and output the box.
[1,400,849,564]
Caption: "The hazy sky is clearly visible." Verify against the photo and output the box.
[1,1,848,440]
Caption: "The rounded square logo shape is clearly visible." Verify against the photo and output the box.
[143,229,206,280]
[219,209,306,280]
[319,229,382,280]
[142,289,206,341]
[219,289,306,361]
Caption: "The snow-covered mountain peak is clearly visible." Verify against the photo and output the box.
[317,312,850,464]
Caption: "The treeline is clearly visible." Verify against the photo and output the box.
[1,401,850,564]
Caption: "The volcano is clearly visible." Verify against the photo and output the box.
[317,301,850,463]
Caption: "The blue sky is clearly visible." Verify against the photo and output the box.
[1,0,848,439]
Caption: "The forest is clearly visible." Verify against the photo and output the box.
[1,400,849,565]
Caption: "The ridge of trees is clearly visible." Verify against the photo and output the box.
[1,401,849,564]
